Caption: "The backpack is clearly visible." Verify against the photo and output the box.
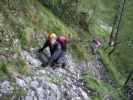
[57,36,69,51]
[95,39,101,48]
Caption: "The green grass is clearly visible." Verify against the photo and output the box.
[0,59,30,80]
[70,42,88,60]
[99,49,125,85]
[82,72,127,100]
[0,63,9,80]
[95,24,109,37]
[82,72,113,93]
[48,74,64,84]
[18,32,27,48]
[16,59,30,75]
[0,63,8,73]
[0,70,8,80]
[37,2,78,38]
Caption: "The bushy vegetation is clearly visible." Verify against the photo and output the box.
[0,59,30,80]
[92,0,133,89]
[17,59,31,75]
[0,63,9,80]
[82,72,127,100]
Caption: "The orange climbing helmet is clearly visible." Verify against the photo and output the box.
[48,32,57,40]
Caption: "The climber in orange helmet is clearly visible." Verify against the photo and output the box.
[38,32,66,68]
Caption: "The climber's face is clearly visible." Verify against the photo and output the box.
[50,37,57,45]
[49,33,57,45]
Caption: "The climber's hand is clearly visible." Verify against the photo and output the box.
[38,48,43,53]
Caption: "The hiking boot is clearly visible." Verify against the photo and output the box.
[50,63,57,70]
[41,64,47,67]
[61,63,66,69]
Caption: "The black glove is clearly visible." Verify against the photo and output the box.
[38,48,43,53]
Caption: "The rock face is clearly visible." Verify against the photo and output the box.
[0,49,118,100]
[0,50,91,100]
[0,81,14,96]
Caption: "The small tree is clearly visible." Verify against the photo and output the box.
[108,0,126,55]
